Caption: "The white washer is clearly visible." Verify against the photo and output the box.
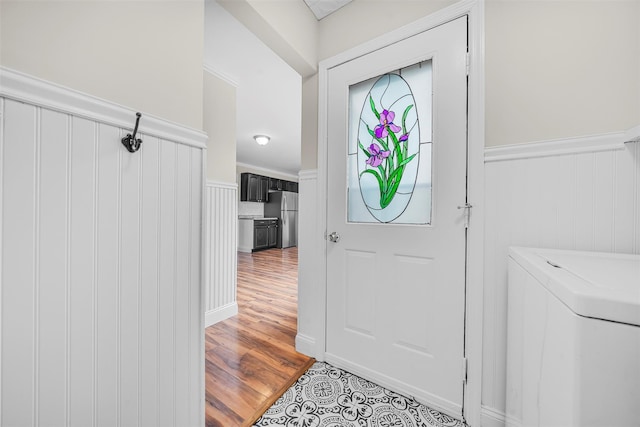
[506,247,640,427]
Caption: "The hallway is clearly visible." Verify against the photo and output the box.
[204,248,314,426]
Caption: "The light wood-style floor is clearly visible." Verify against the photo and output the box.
[204,247,315,427]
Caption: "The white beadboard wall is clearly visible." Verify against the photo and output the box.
[204,181,238,327]
[0,68,206,427]
[481,134,640,426]
[295,169,322,358]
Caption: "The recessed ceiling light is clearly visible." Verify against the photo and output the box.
[254,135,270,145]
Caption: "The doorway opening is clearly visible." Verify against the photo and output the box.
[204,247,313,426]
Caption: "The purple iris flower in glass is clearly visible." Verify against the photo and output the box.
[374,109,402,139]
[366,143,390,167]
[399,133,409,142]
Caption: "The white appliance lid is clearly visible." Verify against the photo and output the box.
[509,247,640,327]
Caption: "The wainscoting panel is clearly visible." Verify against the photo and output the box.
[296,169,322,358]
[481,135,639,425]
[0,68,206,427]
[204,181,238,327]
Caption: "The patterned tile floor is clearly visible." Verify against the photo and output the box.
[254,361,465,427]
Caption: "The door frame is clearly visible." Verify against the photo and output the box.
[314,0,485,425]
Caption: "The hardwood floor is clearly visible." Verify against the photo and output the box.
[204,247,315,427]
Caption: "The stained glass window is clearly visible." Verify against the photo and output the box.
[347,60,433,224]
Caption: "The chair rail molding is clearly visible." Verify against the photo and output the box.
[0,66,207,149]
[484,131,628,163]
[624,124,640,144]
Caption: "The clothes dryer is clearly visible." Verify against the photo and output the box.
[506,247,640,427]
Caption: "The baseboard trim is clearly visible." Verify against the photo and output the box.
[481,405,506,427]
[295,333,317,358]
[205,302,238,327]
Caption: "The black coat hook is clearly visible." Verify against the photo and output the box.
[121,112,143,153]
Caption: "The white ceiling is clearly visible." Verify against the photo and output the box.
[303,0,353,20]
[204,1,302,178]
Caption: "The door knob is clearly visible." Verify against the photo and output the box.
[328,232,340,243]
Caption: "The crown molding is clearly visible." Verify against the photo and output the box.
[298,169,318,181]
[203,63,239,88]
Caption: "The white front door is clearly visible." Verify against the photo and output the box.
[325,16,468,418]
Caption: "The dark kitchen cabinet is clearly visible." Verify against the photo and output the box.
[268,222,278,247]
[259,176,269,199]
[240,173,269,202]
[269,178,284,191]
[241,173,298,202]
[285,181,298,193]
[253,219,278,251]
[269,178,298,193]
[254,223,269,249]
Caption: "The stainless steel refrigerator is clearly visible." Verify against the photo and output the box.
[264,191,298,248]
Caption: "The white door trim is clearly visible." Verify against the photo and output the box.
[316,1,485,425]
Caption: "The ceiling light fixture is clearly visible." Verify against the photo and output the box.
[254,135,270,146]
